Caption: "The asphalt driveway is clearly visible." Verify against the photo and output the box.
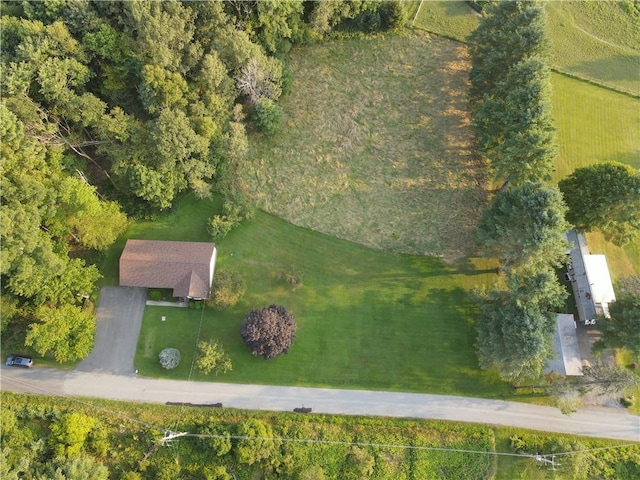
[75,286,147,375]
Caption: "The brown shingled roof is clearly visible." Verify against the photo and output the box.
[119,240,216,299]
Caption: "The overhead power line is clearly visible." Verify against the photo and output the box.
[5,375,638,462]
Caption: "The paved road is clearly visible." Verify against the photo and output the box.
[75,287,147,375]
[2,367,638,442]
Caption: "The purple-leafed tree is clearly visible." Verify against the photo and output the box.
[241,304,296,360]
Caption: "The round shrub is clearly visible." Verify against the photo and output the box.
[158,348,181,370]
[241,305,297,360]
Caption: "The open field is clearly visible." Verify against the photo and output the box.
[411,3,639,276]
[412,0,640,95]
[409,0,480,42]
[551,73,640,180]
[134,205,509,398]
[241,32,489,258]
[545,0,640,96]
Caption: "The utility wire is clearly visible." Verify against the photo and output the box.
[3,375,163,432]
[6,374,638,461]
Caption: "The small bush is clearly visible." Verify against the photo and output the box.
[188,300,203,310]
[196,340,232,375]
[379,1,407,31]
[253,97,283,136]
[208,269,246,310]
[208,214,239,240]
[278,266,304,290]
[281,64,294,96]
[208,200,254,240]
[158,348,181,370]
[620,395,635,408]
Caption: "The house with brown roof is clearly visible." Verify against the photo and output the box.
[119,240,216,300]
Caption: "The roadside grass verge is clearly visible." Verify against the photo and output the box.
[134,208,508,398]
[241,32,489,258]
[552,73,640,276]
[412,0,640,95]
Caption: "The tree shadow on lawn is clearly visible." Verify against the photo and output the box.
[572,54,640,90]
[418,287,512,398]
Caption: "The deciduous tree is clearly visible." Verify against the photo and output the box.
[196,340,232,375]
[475,290,555,382]
[49,413,97,457]
[25,304,96,363]
[559,162,640,244]
[241,304,297,360]
[235,419,279,466]
[595,276,640,355]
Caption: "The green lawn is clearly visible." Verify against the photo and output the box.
[240,32,489,258]
[545,0,640,96]
[552,73,640,181]
[551,72,640,276]
[411,0,640,95]
[116,14,638,401]
[410,0,480,42]
[134,207,509,398]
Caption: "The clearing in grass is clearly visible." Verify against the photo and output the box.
[240,32,489,259]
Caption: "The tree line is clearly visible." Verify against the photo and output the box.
[0,0,405,363]
[469,1,640,388]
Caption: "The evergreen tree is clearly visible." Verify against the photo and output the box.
[468,0,549,104]
[476,182,570,270]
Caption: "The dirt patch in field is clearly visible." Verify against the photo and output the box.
[242,33,489,258]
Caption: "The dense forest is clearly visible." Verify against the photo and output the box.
[0,0,404,360]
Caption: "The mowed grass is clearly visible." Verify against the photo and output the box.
[412,0,640,95]
[241,32,489,258]
[551,73,640,276]
[134,203,508,398]
[410,0,480,42]
[545,0,640,96]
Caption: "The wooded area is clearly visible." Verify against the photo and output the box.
[0,0,402,361]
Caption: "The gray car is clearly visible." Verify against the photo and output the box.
[5,355,33,368]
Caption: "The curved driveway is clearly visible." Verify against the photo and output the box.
[1,367,638,442]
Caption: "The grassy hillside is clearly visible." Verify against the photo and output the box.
[241,32,488,258]
[412,0,640,95]
[546,0,640,96]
